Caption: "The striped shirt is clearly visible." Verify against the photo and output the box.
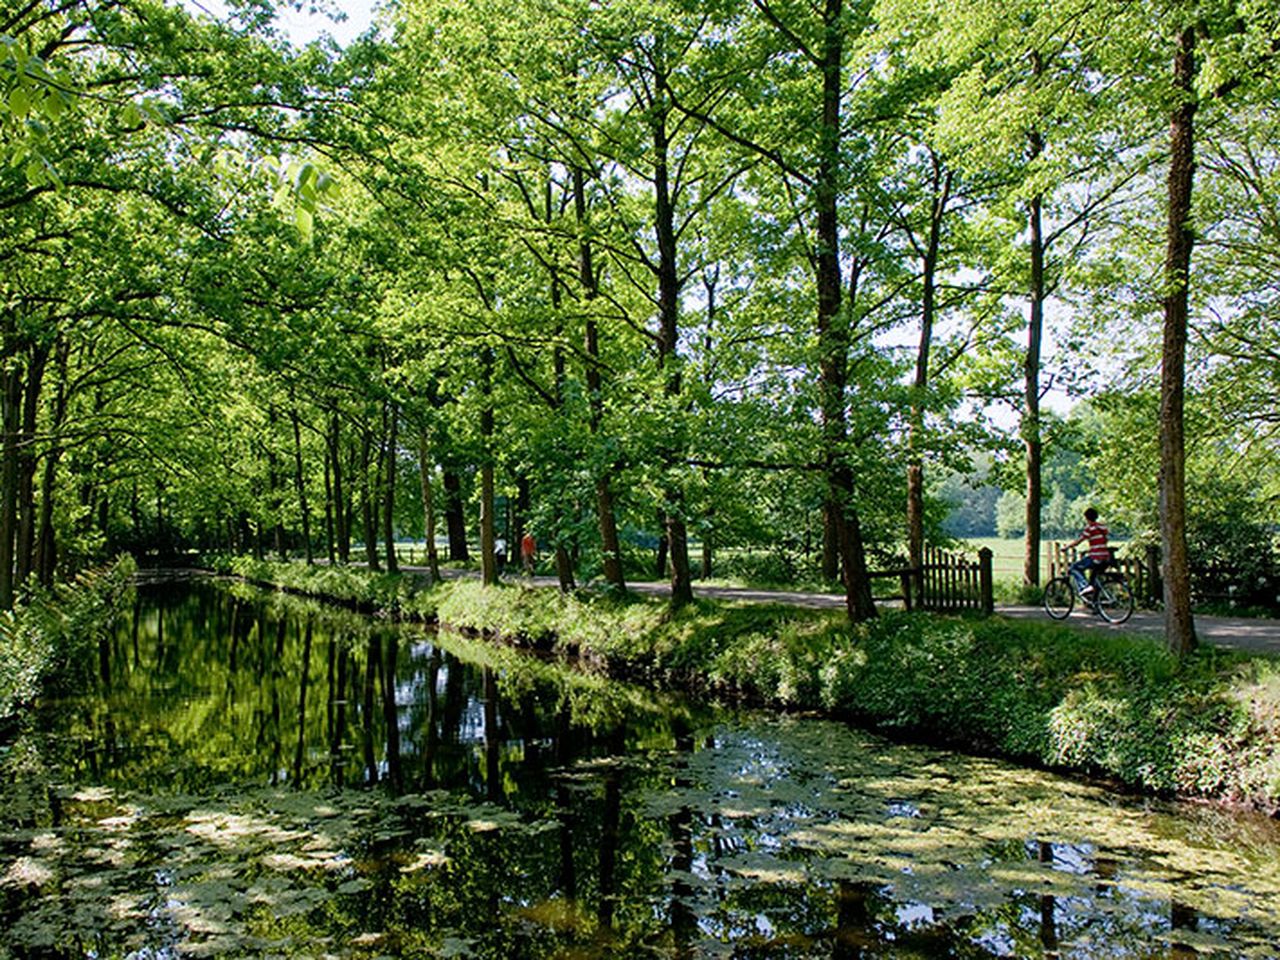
[1082,521,1110,561]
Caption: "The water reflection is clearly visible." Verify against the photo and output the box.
[1,579,1279,958]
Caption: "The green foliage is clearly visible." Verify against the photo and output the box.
[1184,477,1280,611]
[0,555,136,722]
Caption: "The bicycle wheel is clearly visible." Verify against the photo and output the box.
[1042,577,1075,620]
[1095,573,1135,624]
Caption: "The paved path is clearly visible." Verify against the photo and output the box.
[406,565,1280,658]
[996,605,1280,657]
[542,574,1280,657]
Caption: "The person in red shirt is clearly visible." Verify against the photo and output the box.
[520,531,536,575]
[1066,507,1111,595]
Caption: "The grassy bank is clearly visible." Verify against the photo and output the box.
[222,558,1280,812]
[0,556,138,727]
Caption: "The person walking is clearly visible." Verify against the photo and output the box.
[520,531,536,576]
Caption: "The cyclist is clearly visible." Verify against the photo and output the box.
[1066,507,1111,596]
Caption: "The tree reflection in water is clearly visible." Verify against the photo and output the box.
[1,579,1278,958]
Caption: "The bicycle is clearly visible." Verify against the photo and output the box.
[1042,569,1135,624]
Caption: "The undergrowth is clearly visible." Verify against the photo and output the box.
[0,556,138,724]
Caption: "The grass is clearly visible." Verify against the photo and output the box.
[224,558,1280,812]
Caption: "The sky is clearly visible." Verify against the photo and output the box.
[181,0,378,48]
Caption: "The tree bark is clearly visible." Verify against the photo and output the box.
[323,446,336,564]
[382,401,399,573]
[16,342,48,586]
[906,161,951,604]
[1024,187,1045,587]
[1024,56,1046,588]
[650,50,694,610]
[327,410,349,563]
[1160,24,1198,656]
[416,430,442,582]
[821,500,840,581]
[267,408,286,561]
[0,355,22,607]
[35,337,69,585]
[479,348,497,586]
[575,165,626,592]
[358,429,380,570]
[813,0,876,622]
[290,406,313,565]
[514,474,530,563]
[442,467,469,561]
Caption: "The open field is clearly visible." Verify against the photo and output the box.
[959,536,1026,582]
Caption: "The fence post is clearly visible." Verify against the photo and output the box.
[922,546,932,610]
[979,547,994,615]
[1145,542,1161,607]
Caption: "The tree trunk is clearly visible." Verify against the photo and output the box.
[650,54,694,611]
[554,543,575,591]
[290,406,314,565]
[267,409,286,561]
[575,165,626,592]
[594,472,625,590]
[1024,186,1045,587]
[814,0,875,622]
[443,467,469,561]
[35,338,70,585]
[16,343,48,586]
[0,357,23,607]
[1160,24,1198,656]
[359,429,380,570]
[479,348,497,586]
[906,163,951,603]
[323,446,336,564]
[382,402,399,573]
[1024,58,1046,588]
[328,410,349,563]
[821,500,840,581]
[513,474,530,565]
[666,510,693,604]
[416,430,442,582]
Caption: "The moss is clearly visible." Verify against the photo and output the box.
[230,560,1280,812]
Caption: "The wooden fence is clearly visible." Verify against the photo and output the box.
[890,546,994,615]
[1045,541,1161,607]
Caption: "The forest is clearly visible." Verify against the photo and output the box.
[4,0,1280,657]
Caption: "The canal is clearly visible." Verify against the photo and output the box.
[1,579,1277,957]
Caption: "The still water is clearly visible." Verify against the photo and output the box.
[2,580,1279,958]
